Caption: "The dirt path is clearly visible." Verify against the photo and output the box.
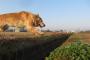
[63,32,90,46]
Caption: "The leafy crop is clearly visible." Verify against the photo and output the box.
[46,40,90,60]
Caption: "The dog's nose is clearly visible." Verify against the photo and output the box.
[40,23,46,28]
[43,24,45,27]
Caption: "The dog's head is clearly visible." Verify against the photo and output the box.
[20,11,45,28]
[32,14,45,28]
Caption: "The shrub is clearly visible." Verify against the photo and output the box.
[46,40,90,60]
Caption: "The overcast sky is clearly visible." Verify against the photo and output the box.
[0,0,90,31]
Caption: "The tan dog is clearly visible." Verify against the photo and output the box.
[0,11,45,35]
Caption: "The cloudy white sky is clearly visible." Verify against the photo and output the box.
[0,0,90,31]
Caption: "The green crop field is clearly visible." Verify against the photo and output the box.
[46,32,90,60]
[46,40,90,60]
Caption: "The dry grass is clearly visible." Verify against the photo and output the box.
[0,32,68,40]
[0,32,34,40]
[63,32,90,46]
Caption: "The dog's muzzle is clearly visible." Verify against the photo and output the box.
[40,23,45,28]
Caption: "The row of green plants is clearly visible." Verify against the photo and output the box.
[46,40,90,60]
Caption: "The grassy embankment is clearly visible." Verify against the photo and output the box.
[0,32,70,60]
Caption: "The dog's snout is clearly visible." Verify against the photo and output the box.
[43,24,45,27]
[40,23,45,28]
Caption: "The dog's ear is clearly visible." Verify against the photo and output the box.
[32,18,35,26]
[32,15,38,27]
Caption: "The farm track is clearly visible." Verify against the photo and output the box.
[63,32,90,46]
[0,32,70,60]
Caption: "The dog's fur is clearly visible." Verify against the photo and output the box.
[0,11,45,35]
